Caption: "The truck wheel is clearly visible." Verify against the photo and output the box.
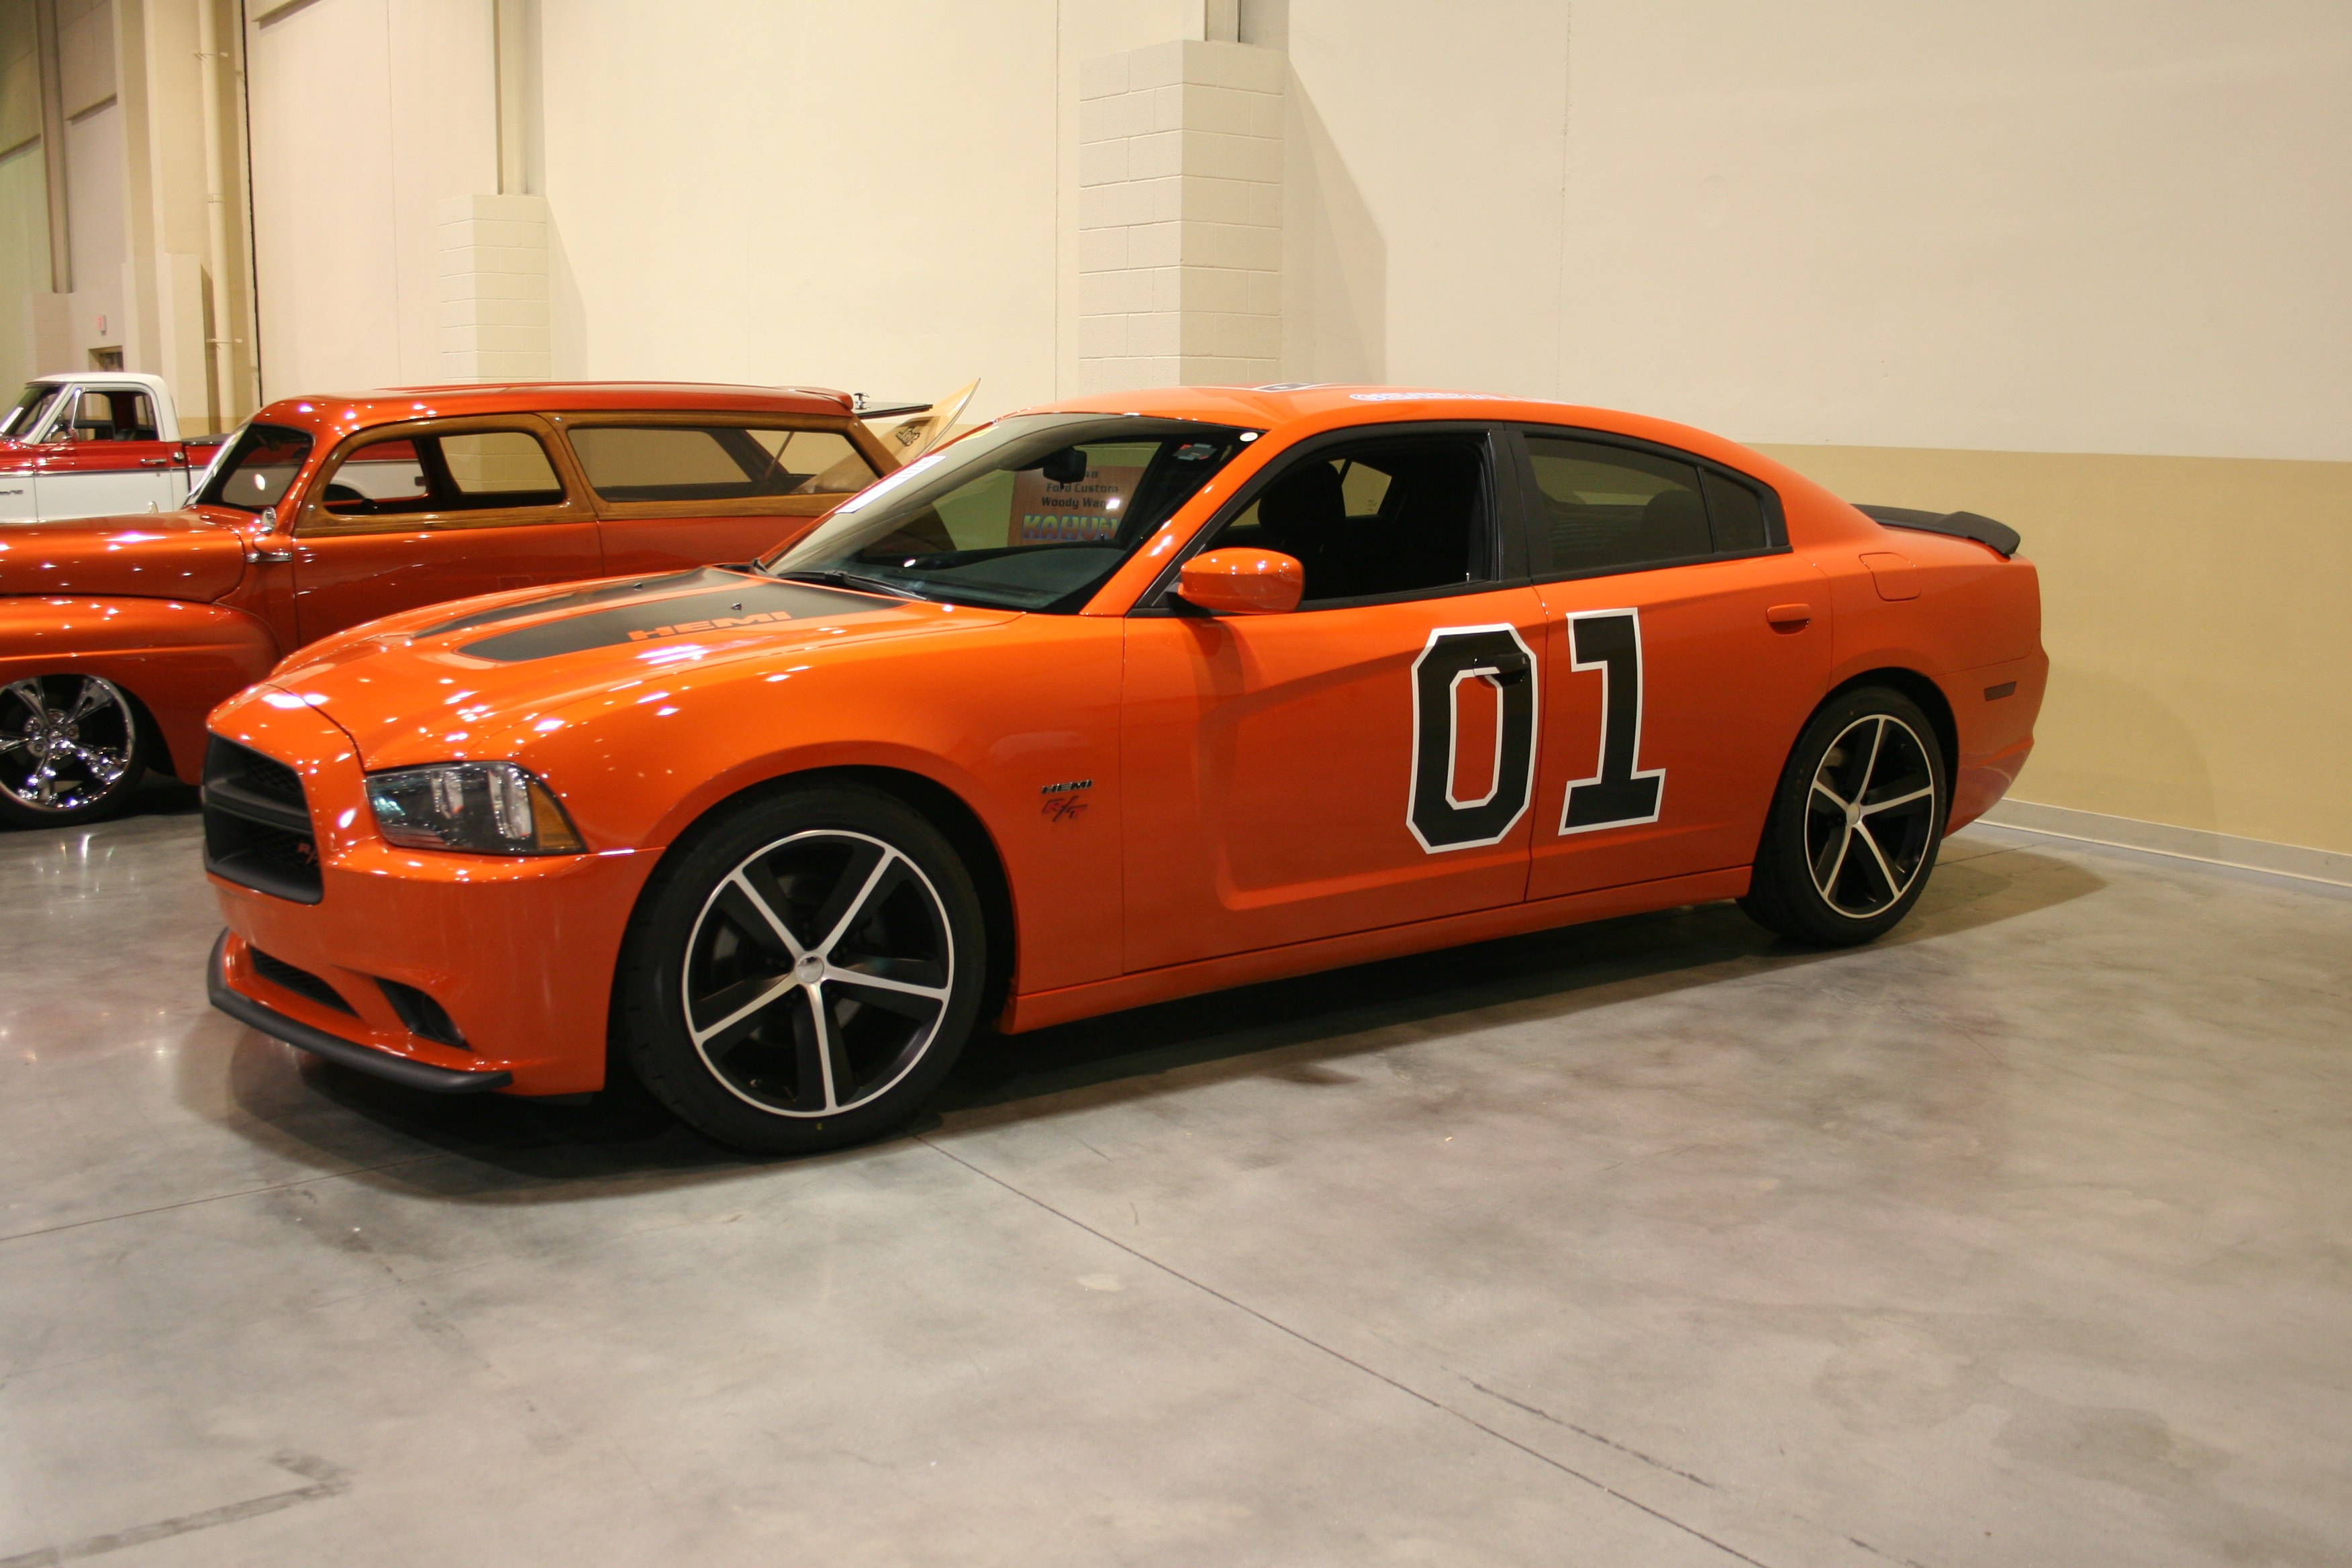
[1739,686,1947,946]
[0,675,152,829]
[614,782,987,1155]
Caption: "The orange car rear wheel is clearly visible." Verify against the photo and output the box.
[615,781,988,1155]
[0,674,152,830]
[1740,685,1947,946]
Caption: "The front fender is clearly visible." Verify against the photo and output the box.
[0,596,281,782]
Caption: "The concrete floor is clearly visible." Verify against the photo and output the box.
[2,783,2348,1568]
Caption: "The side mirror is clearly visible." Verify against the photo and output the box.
[1175,547,1304,616]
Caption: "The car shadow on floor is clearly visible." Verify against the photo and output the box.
[221,837,2103,1197]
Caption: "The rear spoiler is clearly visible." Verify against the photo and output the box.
[1855,504,2020,558]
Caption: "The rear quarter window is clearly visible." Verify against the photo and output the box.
[569,425,876,504]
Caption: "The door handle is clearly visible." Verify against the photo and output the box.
[139,456,169,467]
[1492,663,1529,685]
[1765,602,1812,628]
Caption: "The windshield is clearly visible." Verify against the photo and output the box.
[192,423,314,513]
[1,384,62,440]
[762,413,1259,612]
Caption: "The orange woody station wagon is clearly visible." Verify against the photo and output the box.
[201,385,2045,1154]
[0,381,950,827]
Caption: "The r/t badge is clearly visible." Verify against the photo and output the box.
[1040,778,1093,824]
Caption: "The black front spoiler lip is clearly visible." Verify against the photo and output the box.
[207,930,513,1095]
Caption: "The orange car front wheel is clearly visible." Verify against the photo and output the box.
[614,781,989,1155]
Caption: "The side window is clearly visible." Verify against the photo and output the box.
[65,389,158,442]
[1525,433,1777,575]
[1204,434,1489,603]
[194,424,313,511]
[1700,471,1768,552]
[442,432,565,506]
[566,424,878,504]
[316,428,567,520]
[1525,438,1709,574]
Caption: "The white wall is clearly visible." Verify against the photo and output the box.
[236,0,2349,455]
[535,1,1085,418]
[246,0,495,397]
[1282,0,2351,462]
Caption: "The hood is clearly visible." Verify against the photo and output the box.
[268,566,1021,765]
[0,510,248,601]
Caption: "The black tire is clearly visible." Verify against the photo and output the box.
[614,782,987,1155]
[0,673,152,830]
[1739,685,1948,946]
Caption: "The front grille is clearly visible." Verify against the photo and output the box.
[203,736,322,903]
[213,741,304,809]
[250,948,355,1016]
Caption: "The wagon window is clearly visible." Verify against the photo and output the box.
[567,424,878,503]
[317,428,568,519]
[193,424,314,513]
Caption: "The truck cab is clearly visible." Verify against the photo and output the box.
[0,373,224,524]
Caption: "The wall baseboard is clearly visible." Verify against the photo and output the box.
[1975,799,2352,889]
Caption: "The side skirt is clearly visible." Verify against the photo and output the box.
[1001,865,1752,1034]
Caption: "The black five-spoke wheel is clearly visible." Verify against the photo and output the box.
[0,675,151,829]
[619,784,987,1153]
[1802,712,1940,918]
[1742,685,1948,946]
[685,830,954,1117]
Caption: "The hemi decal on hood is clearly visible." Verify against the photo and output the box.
[459,579,889,663]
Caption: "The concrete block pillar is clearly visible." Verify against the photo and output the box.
[1075,40,1283,393]
[436,193,550,383]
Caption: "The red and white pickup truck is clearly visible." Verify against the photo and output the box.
[0,373,229,523]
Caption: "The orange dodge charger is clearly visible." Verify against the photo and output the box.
[203,386,2044,1154]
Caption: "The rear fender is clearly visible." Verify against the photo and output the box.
[0,596,281,782]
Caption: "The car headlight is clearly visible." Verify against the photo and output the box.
[364,761,585,854]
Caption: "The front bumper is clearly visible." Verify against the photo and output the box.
[207,931,511,1093]
[203,691,659,1096]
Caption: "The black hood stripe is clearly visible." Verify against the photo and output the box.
[419,566,748,638]
[458,579,889,663]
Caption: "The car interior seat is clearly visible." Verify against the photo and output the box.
[1254,460,1349,599]
[1639,486,1712,560]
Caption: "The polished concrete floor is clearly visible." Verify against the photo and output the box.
[2,781,2348,1568]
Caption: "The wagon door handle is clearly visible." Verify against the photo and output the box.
[1765,602,1812,628]
[139,456,170,466]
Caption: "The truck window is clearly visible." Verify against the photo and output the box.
[2,385,64,440]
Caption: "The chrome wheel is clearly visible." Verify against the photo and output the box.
[1804,713,1939,918]
[0,675,140,816]
[682,829,954,1118]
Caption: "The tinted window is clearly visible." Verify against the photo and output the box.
[194,424,313,512]
[766,413,1255,612]
[1202,434,1488,603]
[1700,471,1769,552]
[1526,437,1710,575]
[569,425,877,503]
[317,429,566,519]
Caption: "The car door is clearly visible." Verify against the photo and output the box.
[289,417,603,644]
[559,415,890,574]
[1122,424,1545,973]
[1512,428,1832,900]
[28,387,182,520]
